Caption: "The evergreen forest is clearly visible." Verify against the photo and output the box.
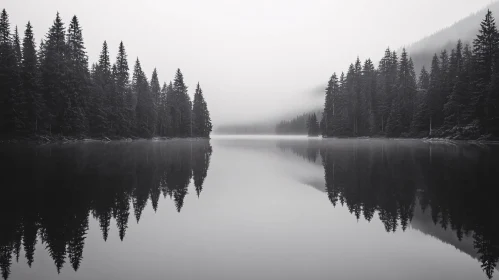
[320,10,499,140]
[0,10,212,140]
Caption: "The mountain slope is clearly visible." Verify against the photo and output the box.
[406,1,499,73]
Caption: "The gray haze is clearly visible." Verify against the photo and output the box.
[3,0,495,127]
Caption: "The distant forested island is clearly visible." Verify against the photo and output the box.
[281,10,499,140]
[0,9,212,142]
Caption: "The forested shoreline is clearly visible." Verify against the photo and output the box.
[0,9,212,142]
[319,10,499,140]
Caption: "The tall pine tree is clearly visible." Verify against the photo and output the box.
[150,68,161,135]
[0,9,22,135]
[472,10,499,132]
[133,58,155,137]
[65,15,89,134]
[89,41,112,135]
[21,21,45,134]
[13,26,21,65]
[444,40,466,129]
[411,67,431,134]
[396,49,417,133]
[426,54,441,135]
[362,59,378,134]
[115,41,132,136]
[172,69,192,137]
[192,83,212,138]
[40,12,67,134]
[322,73,339,137]
[156,82,169,136]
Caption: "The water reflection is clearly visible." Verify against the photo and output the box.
[1,137,499,280]
[0,140,212,279]
[278,139,499,279]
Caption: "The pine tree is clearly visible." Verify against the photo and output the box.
[13,26,21,65]
[172,69,192,137]
[484,12,499,136]
[472,10,499,131]
[114,41,131,136]
[97,42,111,79]
[490,45,499,136]
[0,9,22,135]
[460,44,475,123]
[444,40,466,129]
[21,21,45,134]
[352,57,363,135]
[362,59,378,134]
[427,54,441,135]
[396,49,417,133]
[150,68,161,105]
[40,12,67,134]
[165,81,175,136]
[157,82,169,136]
[150,68,160,135]
[65,15,89,134]
[344,63,356,136]
[192,83,212,137]
[377,48,397,133]
[411,67,431,135]
[322,73,339,137]
[88,41,112,135]
[333,72,350,135]
[439,50,451,128]
[133,58,155,137]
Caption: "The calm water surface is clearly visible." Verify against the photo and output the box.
[0,136,498,280]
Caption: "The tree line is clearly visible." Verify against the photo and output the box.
[0,9,212,139]
[275,110,321,135]
[321,10,499,140]
[0,140,212,279]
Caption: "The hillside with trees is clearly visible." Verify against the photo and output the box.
[406,1,499,74]
[0,10,212,141]
[321,10,499,140]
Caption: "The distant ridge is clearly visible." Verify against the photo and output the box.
[406,1,499,73]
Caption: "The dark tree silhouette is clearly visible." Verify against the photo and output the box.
[313,10,499,139]
[0,9,22,136]
[0,10,212,140]
[192,83,213,138]
[21,21,45,134]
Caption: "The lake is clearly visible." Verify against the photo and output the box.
[0,136,498,280]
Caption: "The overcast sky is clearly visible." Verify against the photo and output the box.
[3,0,495,126]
